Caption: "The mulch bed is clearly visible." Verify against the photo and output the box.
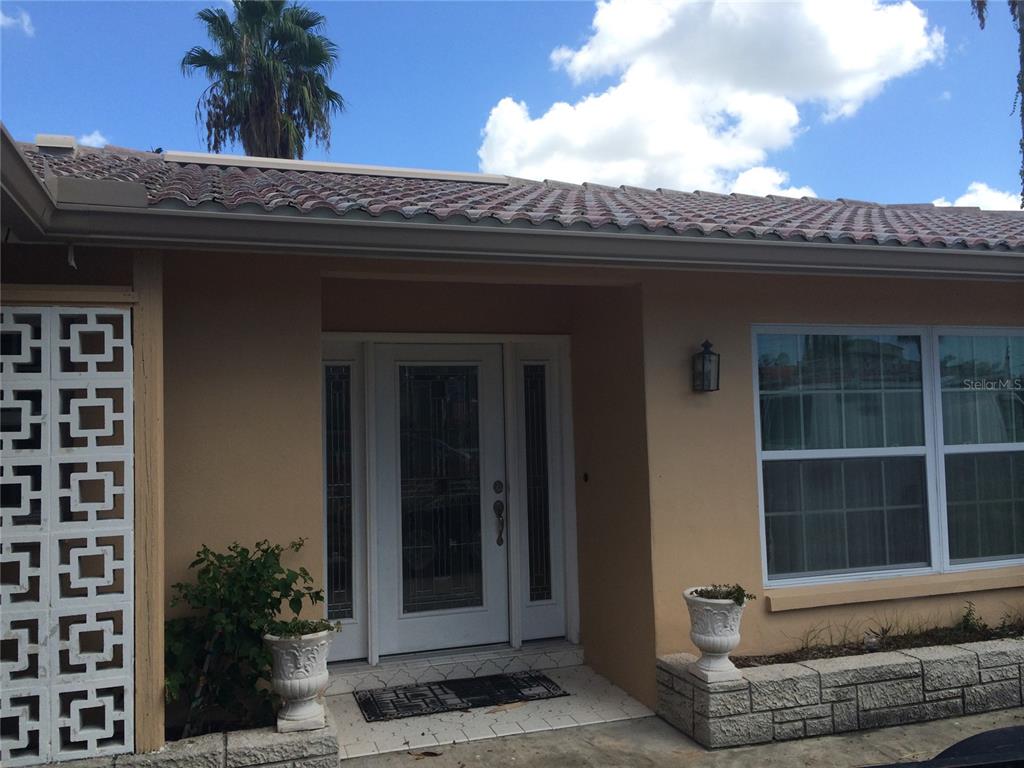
[733,619,1024,668]
[165,711,274,741]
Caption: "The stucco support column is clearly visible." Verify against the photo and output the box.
[133,250,165,751]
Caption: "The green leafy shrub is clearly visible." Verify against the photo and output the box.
[165,539,332,736]
[956,600,989,634]
[269,617,337,638]
[691,584,757,606]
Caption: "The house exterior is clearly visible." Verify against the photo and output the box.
[1,125,1022,764]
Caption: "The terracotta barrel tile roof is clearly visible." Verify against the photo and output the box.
[18,142,1024,252]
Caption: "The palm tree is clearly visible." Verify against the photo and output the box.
[971,0,1024,207]
[182,1,344,159]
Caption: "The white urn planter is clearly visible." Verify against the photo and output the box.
[683,587,746,682]
[264,629,333,733]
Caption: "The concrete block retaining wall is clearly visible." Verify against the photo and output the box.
[49,713,339,768]
[657,639,1024,748]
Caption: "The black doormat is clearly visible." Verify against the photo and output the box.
[353,671,569,722]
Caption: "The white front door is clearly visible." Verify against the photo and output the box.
[374,344,509,655]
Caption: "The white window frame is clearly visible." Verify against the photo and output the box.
[752,323,1024,588]
[931,325,1024,573]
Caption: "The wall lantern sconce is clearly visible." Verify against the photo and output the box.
[692,340,720,392]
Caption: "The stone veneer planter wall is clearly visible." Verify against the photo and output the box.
[48,712,339,768]
[657,639,1024,749]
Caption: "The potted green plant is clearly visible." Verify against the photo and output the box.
[165,539,337,737]
[683,584,755,682]
[264,616,338,732]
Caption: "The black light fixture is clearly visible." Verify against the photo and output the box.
[692,340,720,392]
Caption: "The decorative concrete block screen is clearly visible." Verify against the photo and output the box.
[657,640,1024,749]
[1,307,134,766]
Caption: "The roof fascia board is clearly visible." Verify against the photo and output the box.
[52,177,148,208]
[35,204,1024,279]
[0,125,56,237]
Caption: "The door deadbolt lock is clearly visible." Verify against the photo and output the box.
[493,480,504,494]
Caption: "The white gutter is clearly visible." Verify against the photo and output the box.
[33,201,1024,280]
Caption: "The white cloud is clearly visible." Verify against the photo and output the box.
[1,8,34,36]
[732,167,816,199]
[939,90,952,101]
[78,130,109,148]
[933,182,1019,211]
[479,0,944,194]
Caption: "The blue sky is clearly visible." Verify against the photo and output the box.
[1,1,1020,207]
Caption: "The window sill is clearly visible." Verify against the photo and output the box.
[765,565,1024,612]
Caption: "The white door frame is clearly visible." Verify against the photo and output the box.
[321,333,580,664]
[319,346,368,662]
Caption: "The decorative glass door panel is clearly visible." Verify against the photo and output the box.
[321,345,368,664]
[376,345,508,655]
[524,364,553,603]
[324,365,353,620]
[400,366,483,613]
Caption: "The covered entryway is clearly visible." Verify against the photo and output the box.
[315,270,655,708]
[322,335,577,663]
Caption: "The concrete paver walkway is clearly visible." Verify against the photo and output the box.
[340,707,1024,767]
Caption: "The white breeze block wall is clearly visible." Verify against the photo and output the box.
[657,639,1024,749]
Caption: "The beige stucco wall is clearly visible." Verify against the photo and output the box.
[322,277,575,334]
[163,253,324,601]
[11,243,1020,715]
[568,285,656,705]
[640,270,1024,660]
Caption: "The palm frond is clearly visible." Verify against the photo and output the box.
[281,5,327,32]
[181,46,233,77]
[971,0,988,28]
[197,7,235,47]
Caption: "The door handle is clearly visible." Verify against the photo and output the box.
[493,499,505,546]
